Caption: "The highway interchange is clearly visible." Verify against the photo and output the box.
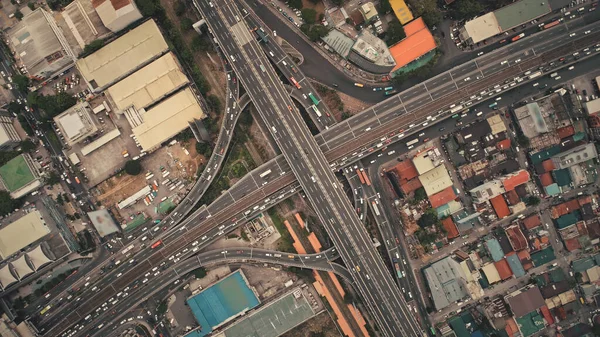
[34,2,600,336]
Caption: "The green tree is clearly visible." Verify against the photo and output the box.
[14,10,23,20]
[191,35,211,52]
[124,160,142,175]
[174,0,186,16]
[205,95,222,115]
[56,194,64,205]
[13,75,29,92]
[301,24,329,42]
[288,0,302,9]
[18,115,32,136]
[28,92,77,119]
[385,19,406,46]
[418,208,440,228]
[195,142,212,157]
[301,8,317,25]
[331,0,343,5]
[0,151,19,167]
[411,0,442,27]
[27,2,35,9]
[379,0,391,14]
[20,139,37,152]
[180,17,193,31]
[81,40,104,57]
[525,196,541,206]
[574,272,583,283]
[47,171,61,185]
[0,191,17,216]
[517,134,530,148]
[453,0,483,20]
[413,187,427,202]
[7,101,24,115]
[192,267,206,278]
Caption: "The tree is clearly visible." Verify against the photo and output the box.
[379,0,391,14]
[453,0,483,21]
[180,17,193,31]
[13,75,29,92]
[28,92,77,119]
[301,8,317,25]
[411,0,442,27]
[413,187,427,202]
[288,0,302,10]
[525,196,541,206]
[6,101,24,115]
[47,171,61,185]
[384,19,406,46]
[195,142,212,157]
[205,95,222,115]
[191,35,211,52]
[174,0,186,16]
[20,139,37,152]
[81,40,104,57]
[0,191,17,216]
[14,10,23,20]
[192,267,206,278]
[124,160,142,175]
[418,208,440,228]
[301,24,329,42]
[56,194,64,205]
[27,2,35,10]
[517,134,530,148]
[18,115,32,136]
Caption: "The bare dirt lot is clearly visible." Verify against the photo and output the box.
[281,311,340,337]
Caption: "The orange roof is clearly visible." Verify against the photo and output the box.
[490,195,510,219]
[393,160,419,182]
[564,238,581,251]
[518,250,533,270]
[390,18,436,71]
[505,317,519,337]
[328,271,345,297]
[542,159,556,172]
[294,213,306,228]
[429,186,457,208]
[347,304,370,337]
[307,233,322,252]
[557,125,575,139]
[506,226,527,251]
[540,236,549,244]
[494,259,513,280]
[284,220,306,254]
[441,217,459,239]
[505,190,520,205]
[502,170,530,191]
[540,173,554,187]
[551,199,581,218]
[540,305,554,325]
[522,215,541,230]
[497,139,511,150]
[400,178,422,194]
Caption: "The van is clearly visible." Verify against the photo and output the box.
[282,60,287,66]
[269,51,274,57]
[476,111,483,117]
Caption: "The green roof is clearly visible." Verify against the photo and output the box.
[530,145,561,164]
[531,246,556,267]
[448,317,470,337]
[552,169,572,187]
[549,268,566,282]
[544,183,561,196]
[515,311,546,337]
[494,0,551,31]
[0,155,36,192]
[572,257,596,273]
[555,212,580,229]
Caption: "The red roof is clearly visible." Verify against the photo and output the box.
[551,200,581,219]
[494,259,513,280]
[393,160,419,182]
[441,217,459,239]
[390,18,436,71]
[502,170,530,191]
[540,173,554,187]
[497,139,511,150]
[564,238,581,252]
[400,179,422,194]
[557,125,575,139]
[490,195,510,219]
[429,186,457,208]
[518,250,533,270]
[505,190,520,205]
[522,215,541,230]
[540,305,554,325]
[542,160,556,173]
[506,226,528,251]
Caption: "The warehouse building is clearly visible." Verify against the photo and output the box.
[389,17,436,77]
[7,8,76,80]
[418,164,453,196]
[0,211,50,260]
[0,116,22,150]
[92,0,143,33]
[58,0,112,54]
[423,256,469,310]
[77,19,168,92]
[53,102,98,146]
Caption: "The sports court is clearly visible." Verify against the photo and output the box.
[0,155,36,192]
[223,289,317,337]
[187,270,260,336]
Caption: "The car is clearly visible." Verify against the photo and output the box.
[463,77,471,82]
[477,51,484,56]
[439,127,445,131]
[585,30,591,34]
[568,66,574,70]
[569,33,576,37]
[418,132,425,137]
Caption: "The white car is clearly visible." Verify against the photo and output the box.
[477,51,484,56]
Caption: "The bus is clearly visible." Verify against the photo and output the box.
[122,244,134,254]
[308,92,319,106]
[488,102,498,109]
[384,90,397,96]
[151,240,163,249]
[406,138,419,147]
[260,64,266,72]
[511,33,525,42]
[528,71,542,79]
[40,305,51,315]
[451,113,460,119]
[354,83,364,87]
[542,20,561,30]
[312,105,322,117]
[371,201,380,216]
[450,105,463,113]
[259,169,272,178]
[255,28,268,43]
[384,86,393,91]
[290,77,301,89]
[362,171,371,186]
[356,169,365,184]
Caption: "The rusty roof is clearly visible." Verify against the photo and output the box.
[393,160,419,182]
[557,125,575,139]
[400,178,422,194]
[490,195,510,219]
[429,186,457,208]
[494,259,513,280]
[506,226,528,251]
[540,173,554,187]
[441,217,459,239]
[522,215,542,230]
[542,159,556,172]
[502,170,530,191]
[551,199,581,219]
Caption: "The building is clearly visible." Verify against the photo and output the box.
[53,102,98,146]
[7,8,76,80]
[77,20,168,92]
[0,116,22,150]
[423,256,469,310]
[348,30,396,74]
[87,209,120,237]
[585,98,600,115]
[359,2,378,22]
[389,0,414,24]
[514,102,549,138]
[501,170,530,191]
[0,154,42,198]
[321,30,354,59]
[469,180,505,204]
[125,88,205,152]
[459,0,551,45]
[551,143,598,169]
[418,164,453,196]
[106,52,189,111]
[0,211,49,260]
[59,0,111,54]
[92,0,143,33]
[389,17,436,77]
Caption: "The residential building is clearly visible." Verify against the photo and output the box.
[0,116,22,150]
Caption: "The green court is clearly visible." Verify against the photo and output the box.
[0,155,36,192]
[124,214,149,232]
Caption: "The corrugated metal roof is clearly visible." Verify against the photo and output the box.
[522,215,541,230]
[555,212,580,229]
[482,263,501,284]
[490,194,510,219]
[486,238,505,262]
[418,165,453,196]
[494,0,551,31]
[429,186,457,208]
[389,18,436,71]
[393,160,419,181]
[540,173,554,187]
[506,253,526,278]
[389,0,414,24]
[495,259,513,280]
[441,217,459,239]
[506,286,545,318]
[501,170,530,191]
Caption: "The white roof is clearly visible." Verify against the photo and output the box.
[584,98,600,115]
[0,264,17,289]
[482,263,501,284]
[132,88,205,151]
[77,20,168,90]
[59,112,86,139]
[418,165,453,196]
[28,245,53,270]
[107,52,189,111]
[12,255,33,280]
[0,211,49,259]
[463,13,501,44]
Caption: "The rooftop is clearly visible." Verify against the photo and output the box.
[0,155,38,194]
[584,98,600,115]
[92,0,143,33]
[389,0,414,24]
[501,169,530,191]
[505,286,545,318]
[53,102,98,145]
[350,30,395,69]
[490,194,510,219]
[0,210,49,259]
[418,164,453,196]
[461,13,501,44]
[522,214,541,230]
[469,180,505,204]
[321,30,354,59]
[107,52,189,111]
[423,256,468,310]
[389,17,436,72]
[494,0,551,31]
[482,263,501,284]
[87,209,119,237]
[429,186,457,208]
[77,19,168,90]
[551,142,598,170]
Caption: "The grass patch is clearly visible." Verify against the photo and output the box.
[267,208,295,253]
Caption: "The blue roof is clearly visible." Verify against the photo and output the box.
[486,239,504,262]
[544,183,561,196]
[471,331,484,337]
[506,254,526,278]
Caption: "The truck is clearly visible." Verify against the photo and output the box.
[511,33,525,42]
[371,201,380,216]
[394,263,403,278]
[541,19,561,30]
[528,71,542,79]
